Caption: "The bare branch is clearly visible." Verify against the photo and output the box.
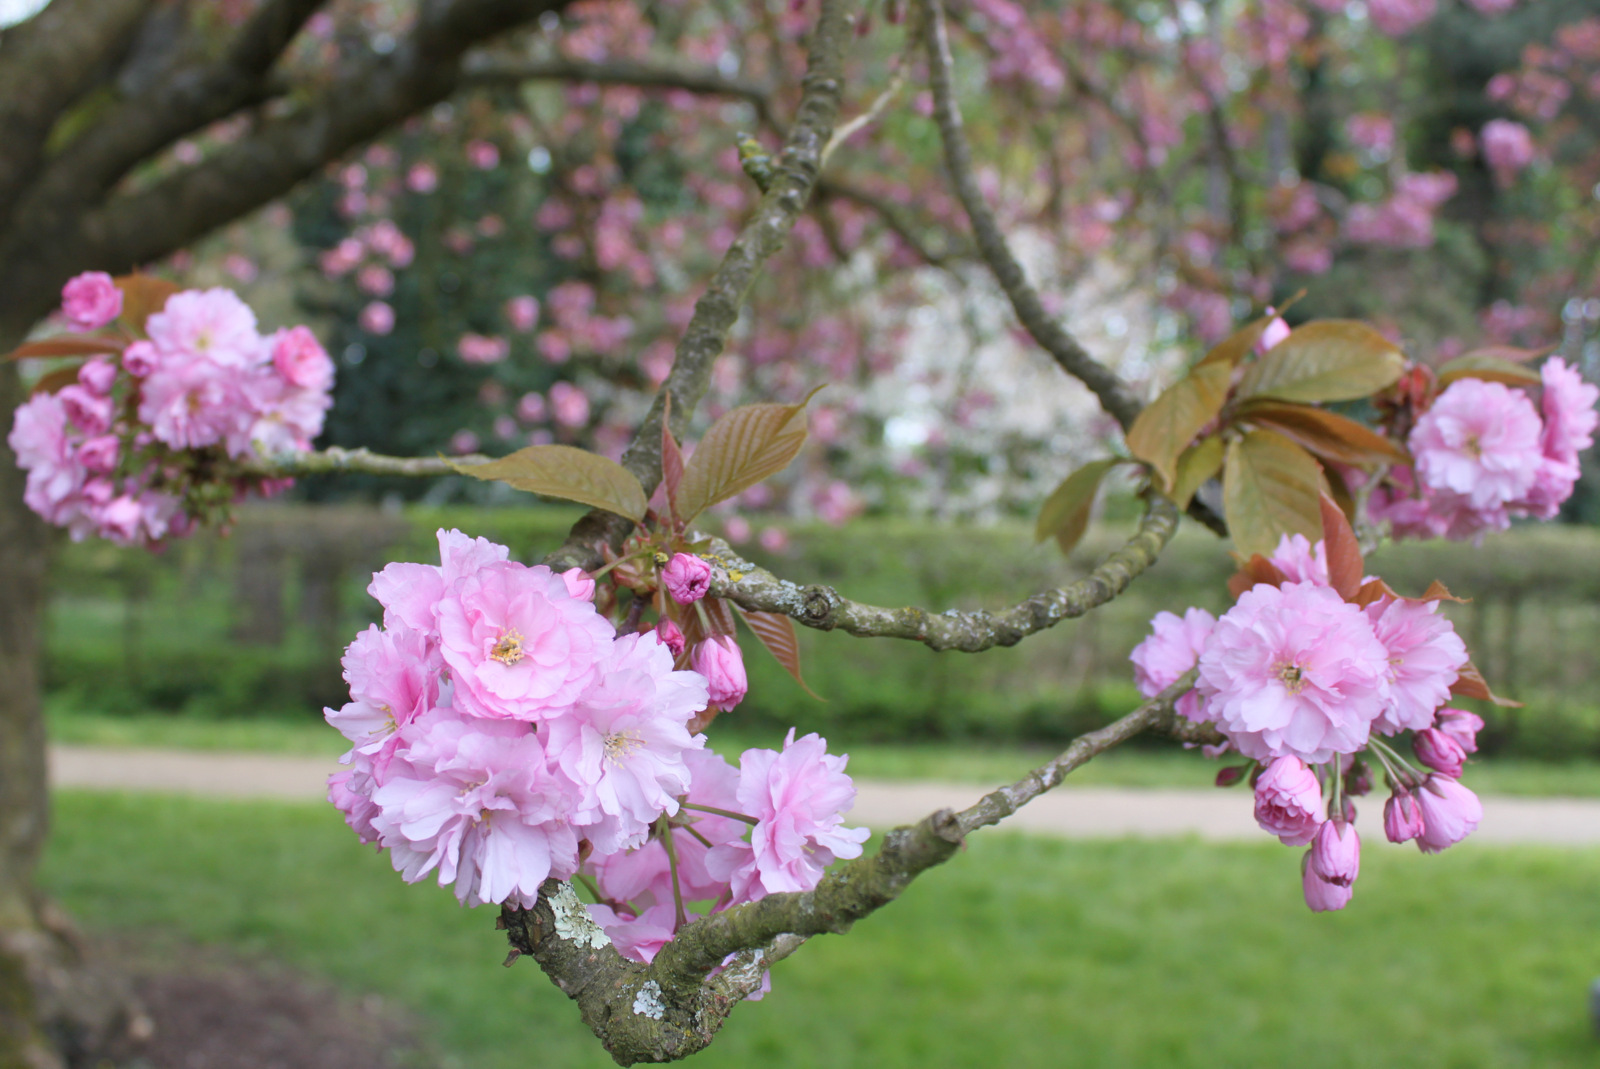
[500,674,1210,1064]
[919,0,1144,431]
[248,446,490,478]
[816,176,974,267]
[462,54,779,127]
[706,493,1179,651]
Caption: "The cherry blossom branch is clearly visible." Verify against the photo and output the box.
[246,445,490,478]
[542,0,856,572]
[706,493,1179,651]
[499,674,1210,1065]
[461,55,780,128]
[918,0,1144,432]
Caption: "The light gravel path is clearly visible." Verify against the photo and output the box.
[47,745,1600,847]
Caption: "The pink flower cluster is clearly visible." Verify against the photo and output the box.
[327,531,866,968]
[8,274,335,545]
[1372,360,1598,541]
[1130,533,1483,911]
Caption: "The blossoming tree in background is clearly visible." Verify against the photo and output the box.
[4,0,1600,1066]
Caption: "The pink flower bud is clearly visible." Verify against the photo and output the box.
[1383,789,1425,844]
[691,635,747,711]
[1214,764,1248,788]
[1434,709,1483,754]
[123,340,158,377]
[76,435,120,474]
[1256,316,1291,354]
[1415,775,1481,853]
[57,385,112,434]
[560,567,595,601]
[656,619,686,658]
[1253,756,1325,846]
[61,271,123,331]
[661,553,713,604]
[271,325,334,390]
[1413,727,1466,778]
[1303,820,1360,912]
[77,358,117,396]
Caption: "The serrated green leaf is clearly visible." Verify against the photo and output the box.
[1125,361,1231,492]
[1235,320,1405,404]
[452,445,648,521]
[1223,431,1324,557]
[1170,435,1225,510]
[1435,353,1543,388]
[1034,458,1119,556]
[677,390,819,522]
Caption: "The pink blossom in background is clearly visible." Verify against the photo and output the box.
[661,553,712,605]
[549,381,590,428]
[1196,582,1391,764]
[449,429,479,455]
[493,416,517,441]
[1253,756,1325,846]
[1414,775,1482,852]
[466,139,500,169]
[1410,378,1543,511]
[1366,0,1436,36]
[505,295,540,333]
[758,527,790,554]
[223,254,259,284]
[1480,119,1535,180]
[691,635,748,711]
[516,392,546,423]
[1345,113,1395,155]
[360,301,396,335]
[1302,820,1359,912]
[706,730,870,902]
[457,333,510,365]
[61,272,122,330]
[406,162,439,193]
[1129,607,1215,721]
[357,264,395,298]
[1464,0,1516,12]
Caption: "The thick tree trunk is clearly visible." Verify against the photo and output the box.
[0,321,137,1068]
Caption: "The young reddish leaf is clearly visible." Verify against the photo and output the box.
[1323,462,1358,521]
[676,389,819,522]
[115,273,181,333]
[1197,316,1270,369]
[1319,492,1363,601]
[5,333,127,361]
[1226,554,1289,600]
[1222,431,1324,558]
[1170,435,1225,510]
[701,595,738,638]
[1418,579,1469,604]
[661,400,686,527]
[1034,457,1119,556]
[1353,578,1398,608]
[1125,360,1230,492]
[1235,320,1405,404]
[1435,353,1543,388]
[1239,401,1410,466]
[28,366,84,395]
[734,604,822,699]
[1452,662,1522,707]
[451,445,648,522]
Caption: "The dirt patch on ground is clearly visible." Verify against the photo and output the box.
[100,942,436,1069]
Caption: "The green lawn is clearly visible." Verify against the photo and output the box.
[45,704,1600,797]
[40,791,1600,1069]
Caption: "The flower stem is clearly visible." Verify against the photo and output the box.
[658,817,689,930]
[680,801,760,826]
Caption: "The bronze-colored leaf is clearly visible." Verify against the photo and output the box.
[452,445,648,521]
[1170,435,1225,510]
[1452,661,1522,708]
[28,366,84,395]
[5,334,127,361]
[661,417,686,525]
[1319,492,1363,601]
[1227,553,1289,600]
[115,273,181,333]
[1354,577,1398,608]
[1034,457,1119,556]
[1235,320,1405,404]
[1125,361,1230,492]
[676,390,819,522]
[734,604,821,699]
[1223,430,1324,557]
[1435,353,1543,388]
[1239,400,1410,467]
[1418,579,1469,604]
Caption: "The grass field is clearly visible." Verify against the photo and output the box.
[41,791,1600,1069]
[46,704,1600,798]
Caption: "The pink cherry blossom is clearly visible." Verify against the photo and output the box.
[549,381,590,428]
[1434,709,1484,754]
[661,553,712,604]
[436,559,619,721]
[1129,607,1215,721]
[1253,756,1325,845]
[77,358,117,396]
[123,340,158,377]
[360,300,396,335]
[656,620,686,658]
[1364,596,1467,734]
[1480,119,1535,179]
[1367,0,1436,36]
[406,162,439,193]
[561,567,597,601]
[1383,789,1425,844]
[706,730,869,902]
[269,325,335,387]
[61,272,123,330]
[1538,358,1598,465]
[1302,819,1359,912]
[457,333,510,365]
[585,902,680,963]
[1413,727,1467,777]
[1268,533,1328,586]
[1410,378,1543,511]
[1196,582,1391,763]
[145,288,259,366]
[1414,775,1482,853]
[691,635,748,711]
[506,295,541,333]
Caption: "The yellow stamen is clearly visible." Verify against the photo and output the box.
[489,629,525,665]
